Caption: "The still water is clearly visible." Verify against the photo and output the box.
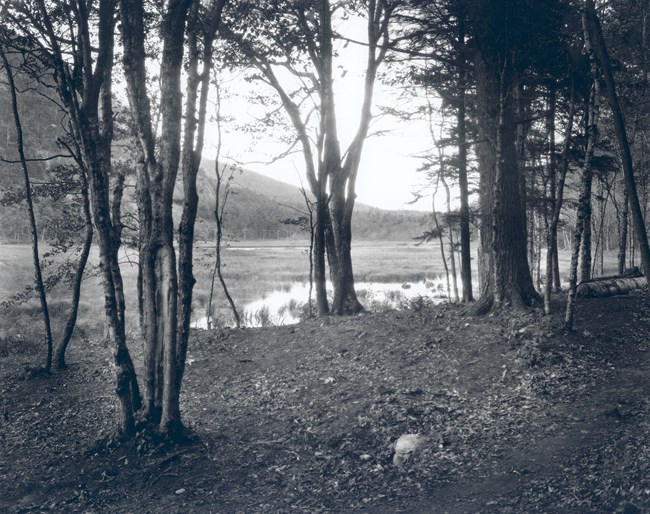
[192,276,453,329]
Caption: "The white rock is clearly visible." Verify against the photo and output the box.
[393,433,428,467]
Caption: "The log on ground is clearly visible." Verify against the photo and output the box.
[576,276,647,299]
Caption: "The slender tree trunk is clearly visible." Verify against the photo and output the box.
[177,1,225,388]
[585,0,650,278]
[543,88,557,296]
[212,164,240,328]
[1,46,53,372]
[307,199,315,318]
[177,0,202,373]
[56,170,93,369]
[565,80,600,330]
[314,195,330,315]
[544,83,566,313]
[207,64,239,329]
[579,155,594,282]
[215,229,239,327]
[441,177,459,302]
[432,183,451,301]
[618,180,629,274]
[592,175,611,277]
[456,14,473,303]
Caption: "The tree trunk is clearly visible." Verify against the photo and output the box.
[618,181,629,274]
[177,0,202,371]
[177,0,225,386]
[119,0,191,436]
[592,174,611,277]
[1,46,53,372]
[56,169,93,370]
[211,165,240,328]
[456,14,473,303]
[516,79,532,272]
[565,78,600,331]
[545,81,575,314]
[35,0,141,435]
[314,195,330,316]
[579,133,594,283]
[329,178,364,314]
[472,44,538,314]
[441,177,459,302]
[585,0,650,278]
[319,0,362,316]
[432,183,451,301]
[577,276,646,299]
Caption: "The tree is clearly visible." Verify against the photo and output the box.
[396,0,475,303]
[0,44,53,373]
[469,0,555,313]
[205,74,240,329]
[544,77,577,314]
[119,0,227,435]
[53,162,94,370]
[207,160,240,328]
[225,0,394,315]
[0,40,98,369]
[5,0,228,436]
[8,0,143,434]
[565,75,601,331]
[583,0,650,278]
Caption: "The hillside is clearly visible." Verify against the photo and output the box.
[1,149,432,244]
[194,159,432,242]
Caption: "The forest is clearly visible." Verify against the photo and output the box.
[2,0,650,512]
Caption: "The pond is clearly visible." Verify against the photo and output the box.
[192,275,457,329]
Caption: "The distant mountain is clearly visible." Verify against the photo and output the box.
[0,147,432,243]
[193,159,432,242]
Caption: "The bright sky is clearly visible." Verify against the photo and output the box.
[202,14,438,213]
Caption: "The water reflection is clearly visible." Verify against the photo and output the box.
[192,276,455,329]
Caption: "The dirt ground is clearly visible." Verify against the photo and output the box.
[1,291,650,513]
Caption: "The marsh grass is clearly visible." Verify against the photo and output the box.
[0,241,624,346]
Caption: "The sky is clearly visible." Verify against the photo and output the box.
[200,14,439,213]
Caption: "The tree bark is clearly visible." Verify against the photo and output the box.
[177,0,226,388]
[441,177,459,302]
[618,180,629,274]
[329,0,390,314]
[577,276,646,299]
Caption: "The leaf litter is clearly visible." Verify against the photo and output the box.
[1,292,650,512]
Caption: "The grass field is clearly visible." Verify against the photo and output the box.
[0,240,623,347]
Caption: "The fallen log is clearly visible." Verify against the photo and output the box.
[576,275,647,299]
